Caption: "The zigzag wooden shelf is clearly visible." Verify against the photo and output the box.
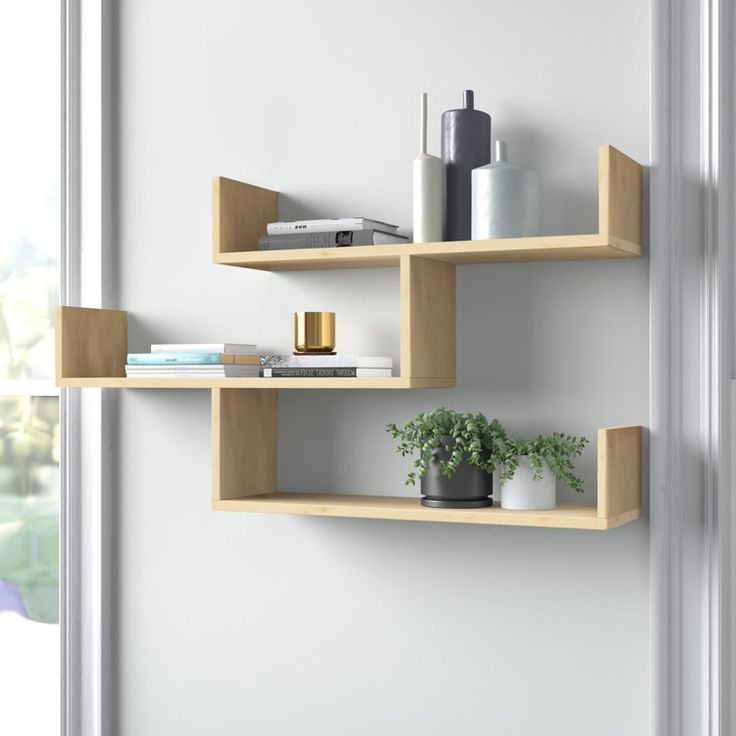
[55,144,645,529]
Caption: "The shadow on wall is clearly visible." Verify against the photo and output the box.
[491,112,598,237]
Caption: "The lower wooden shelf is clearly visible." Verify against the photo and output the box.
[212,394,642,530]
[212,492,641,530]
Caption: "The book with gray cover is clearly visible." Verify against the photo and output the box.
[260,367,392,378]
[258,230,408,250]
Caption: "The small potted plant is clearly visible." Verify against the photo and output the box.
[496,433,589,510]
[387,408,506,508]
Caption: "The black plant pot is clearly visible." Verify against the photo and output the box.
[420,435,493,509]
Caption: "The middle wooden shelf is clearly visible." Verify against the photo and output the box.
[57,375,449,389]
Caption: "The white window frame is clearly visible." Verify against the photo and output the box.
[58,1,735,734]
[60,1,115,735]
[650,0,734,734]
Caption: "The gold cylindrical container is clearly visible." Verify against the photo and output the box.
[294,311,336,353]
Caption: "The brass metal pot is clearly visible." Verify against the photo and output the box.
[294,312,336,353]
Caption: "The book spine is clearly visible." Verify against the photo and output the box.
[258,231,373,250]
[125,368,260,376]
[261,367,358,378]
[127,352,223,364]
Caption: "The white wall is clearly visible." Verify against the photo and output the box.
[116,1,650,734]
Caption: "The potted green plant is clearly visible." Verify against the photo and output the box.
[387,408,506,508]
[495,433,589,510]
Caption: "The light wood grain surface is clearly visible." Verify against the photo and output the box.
[597,425,642,519]
[212,492,639,530]
[55,306,128,379]
[598,144,643,246]
[212,176,278,256]
[400,255,455,380]
[57,376,454,389]
[212,388,277,501]
[216,233,640,271]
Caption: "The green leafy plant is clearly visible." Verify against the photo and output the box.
[497,433,589,492]
[387,407,507,485]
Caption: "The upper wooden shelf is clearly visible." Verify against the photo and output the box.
[216,233,639,271]
[212,144,643,271]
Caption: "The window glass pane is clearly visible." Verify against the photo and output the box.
[0,396,59,622]
[0,0,61,733]
[0,246,58,381]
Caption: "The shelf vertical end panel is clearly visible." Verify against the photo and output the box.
[212,176,279,260]
[598,144,643,247]
[596,425,642,525]
[399,254,456,381]
[211,388,278,503]
[55,306,128,382]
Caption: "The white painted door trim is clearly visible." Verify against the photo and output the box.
[650,0,735,734]
[60,1,116,735]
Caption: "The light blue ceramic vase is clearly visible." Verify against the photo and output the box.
[471,141,541,239]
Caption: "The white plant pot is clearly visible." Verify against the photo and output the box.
[497,457,556,510]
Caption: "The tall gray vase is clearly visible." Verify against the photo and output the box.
[441,90,491,241]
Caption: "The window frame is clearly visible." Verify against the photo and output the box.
[650,0,734,734]
[60,1,116,734]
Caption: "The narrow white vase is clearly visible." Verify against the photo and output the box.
[412,92,443,243]
[497,457,556,510]
[471,140,541,239]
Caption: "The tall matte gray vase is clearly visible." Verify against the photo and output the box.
[441,90,491,241]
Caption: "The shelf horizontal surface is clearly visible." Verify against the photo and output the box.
[57,376,453,389]
[212,492,641,529]
[216,233,641,271]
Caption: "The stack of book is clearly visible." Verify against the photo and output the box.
[258,217,408,251]
[260,354,392,378]
[125,343,261,378]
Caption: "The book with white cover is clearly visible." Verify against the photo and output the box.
[128,352,260,365]
[260,354,392,369]
[150,343,257,354]
[125,365,260,377]
[266,218,399,235]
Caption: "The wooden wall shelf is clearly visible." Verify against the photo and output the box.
[209,392,641,530]
[56,376,448,390]
[55,143,645,530]
[213,493,639,530]
[215,234,639,271]
[54,310,644,530]
[213,145,642,271]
